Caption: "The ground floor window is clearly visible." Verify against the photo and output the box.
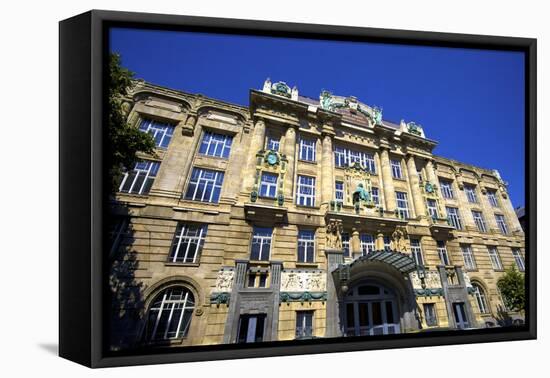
[144,287,194,341]
[423,303,438,326]
[237,314,266,343]
[295,311,314,339]
[453,302,470,329]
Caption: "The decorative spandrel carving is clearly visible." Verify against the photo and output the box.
[326,219,343,250]
[390,226,408,252]
[410,270,442,290]
[280,270,326,292]
[214,269,234,292]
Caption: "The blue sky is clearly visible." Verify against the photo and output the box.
[110,28,525,207]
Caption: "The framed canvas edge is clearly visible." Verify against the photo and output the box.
[59,9,537,368]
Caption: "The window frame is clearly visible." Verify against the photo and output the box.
[144,287,195,341]
[512,248,525,271]
[495,214,509,235]
[423,303,438,326]
[360,234,375,256]
[333,146,376,173]
[465,184,478,203]
[297,229,316,263]
[395,191,410,219]
[410,238,425,266]
[436,240,451,266]
[390,159,403,179]
[472,210,487,232]
[118,160,160,195]
[184,167,225,203]
[139,118,175,149]
[461,244,476,270]
[296,175,316,207]
[168,223,208,264]
[259,172,278,198]
[298,137,316,162]
[440,179,454,199]
[472,283,490,314]
[335,180,345,202]
[487,246,503,270]
[295,311,314,339]
[250,227,273,261]
[446,206,463,230]
[198,130,233,159]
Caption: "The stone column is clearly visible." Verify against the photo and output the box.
[270,261,283,341]
[351,229,361,258]
[283,126,297,201]
[406,155,426,219]
[321,127,335,207]
[242,119,266,194]
[375,232,385,251]
[426,159,447,219]
[325,249,344,338]
[379,148,396,212]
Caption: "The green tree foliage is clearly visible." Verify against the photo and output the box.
[497,266,525,313]
[108,53,155,192]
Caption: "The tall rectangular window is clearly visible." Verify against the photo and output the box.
[139,119,175,148]
[296,175,316,207]
[465,185,478,203]
[384,236,391,251]
[342,233,350,257]
[395,191,410,219]
[266,135,280,151]
[335,181,344,202]
[295,311,314,339]
[184,168,224,203]
[237,314,266,343]
[410,239,424,266]
[472,210,487,232]
[299,138,316,162]
[199,130,233,158]
[334,147,376,173]
[427,199,438,219]
[391,159,403,179]
[259,172,278,198]
[437,240,451,265]
[487,190,499,207]
[250,227,273,261]
[440,180,454,199]
[446,207,462,230]
[119,160,160,195]
[512,248,525,271]
[109,217,129,257]
[423,304,438,326]
[169,224,208,263]
[495,214,508,235]
[297,230,315,263]
[371,187,380,205]
[487,246,503,270]
[360,234,375,256]
[461,244,476,270]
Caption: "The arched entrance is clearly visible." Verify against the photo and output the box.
[343,281,400,336]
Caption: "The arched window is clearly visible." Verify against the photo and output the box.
[144,287,195,341]
[472,283,489,314]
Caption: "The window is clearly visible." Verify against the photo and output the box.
[184,168,224,203]
[371,187,380,205]
[296,175,316,207]
[247,271,269,288]
[144,287,194,341]
[259,172,278,198]
[250,227,272,261]
[169,224,208,263]
[446,207,463,230]
[410,239,424,266]
[472,283,489,314]
[440,180,454,199]
[417,169,424,182]
[295,311,314,339]
[384,236,391,252]
[266,135,280,151]
[139,119,175,148]
[497,287,508,312]
[335,181,344,202]
[487,246,503,270]
[119,160,160,195]
[360,234,375,256]
[437,240,451,265]
[487,190,499,207]
[423,304,438,326]
[109,217,129,257]
[461,244,476,270]
[237,314,266,343]
[391,159,403,179]
[198,130,233,158]
[333,147,376,173]
[472,210,487,232]
[495,214,508,235]
[512,248,525,271]
[395,191,410,219]
[465,185,478,203]
[299,137,316,162]
[427,199,438,219]
[297,230,315,263]
[342,233,350,257]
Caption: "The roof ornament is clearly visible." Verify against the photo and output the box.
[373,106,383,125]
[262,78,298,100]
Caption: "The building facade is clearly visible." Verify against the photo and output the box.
[108,79,526,350]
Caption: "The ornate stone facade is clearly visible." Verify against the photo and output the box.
[108,79,526,350]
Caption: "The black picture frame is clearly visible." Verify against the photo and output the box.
[59,9,537,368]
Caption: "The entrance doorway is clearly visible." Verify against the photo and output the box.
[343,282,401,336]
[452,302,470,329]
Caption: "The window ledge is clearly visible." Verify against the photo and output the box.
[249,260,271,266]
[295,262,319,268]
[295,204,320,210]
[298,159,318,165]
[165,262,200,267]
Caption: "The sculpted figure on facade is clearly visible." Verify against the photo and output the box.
[326,219,343,250]
[390,226,408,252]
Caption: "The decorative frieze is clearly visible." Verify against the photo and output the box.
[410,270,444,296]
[280,270,326,292]
[213,268,235,292]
